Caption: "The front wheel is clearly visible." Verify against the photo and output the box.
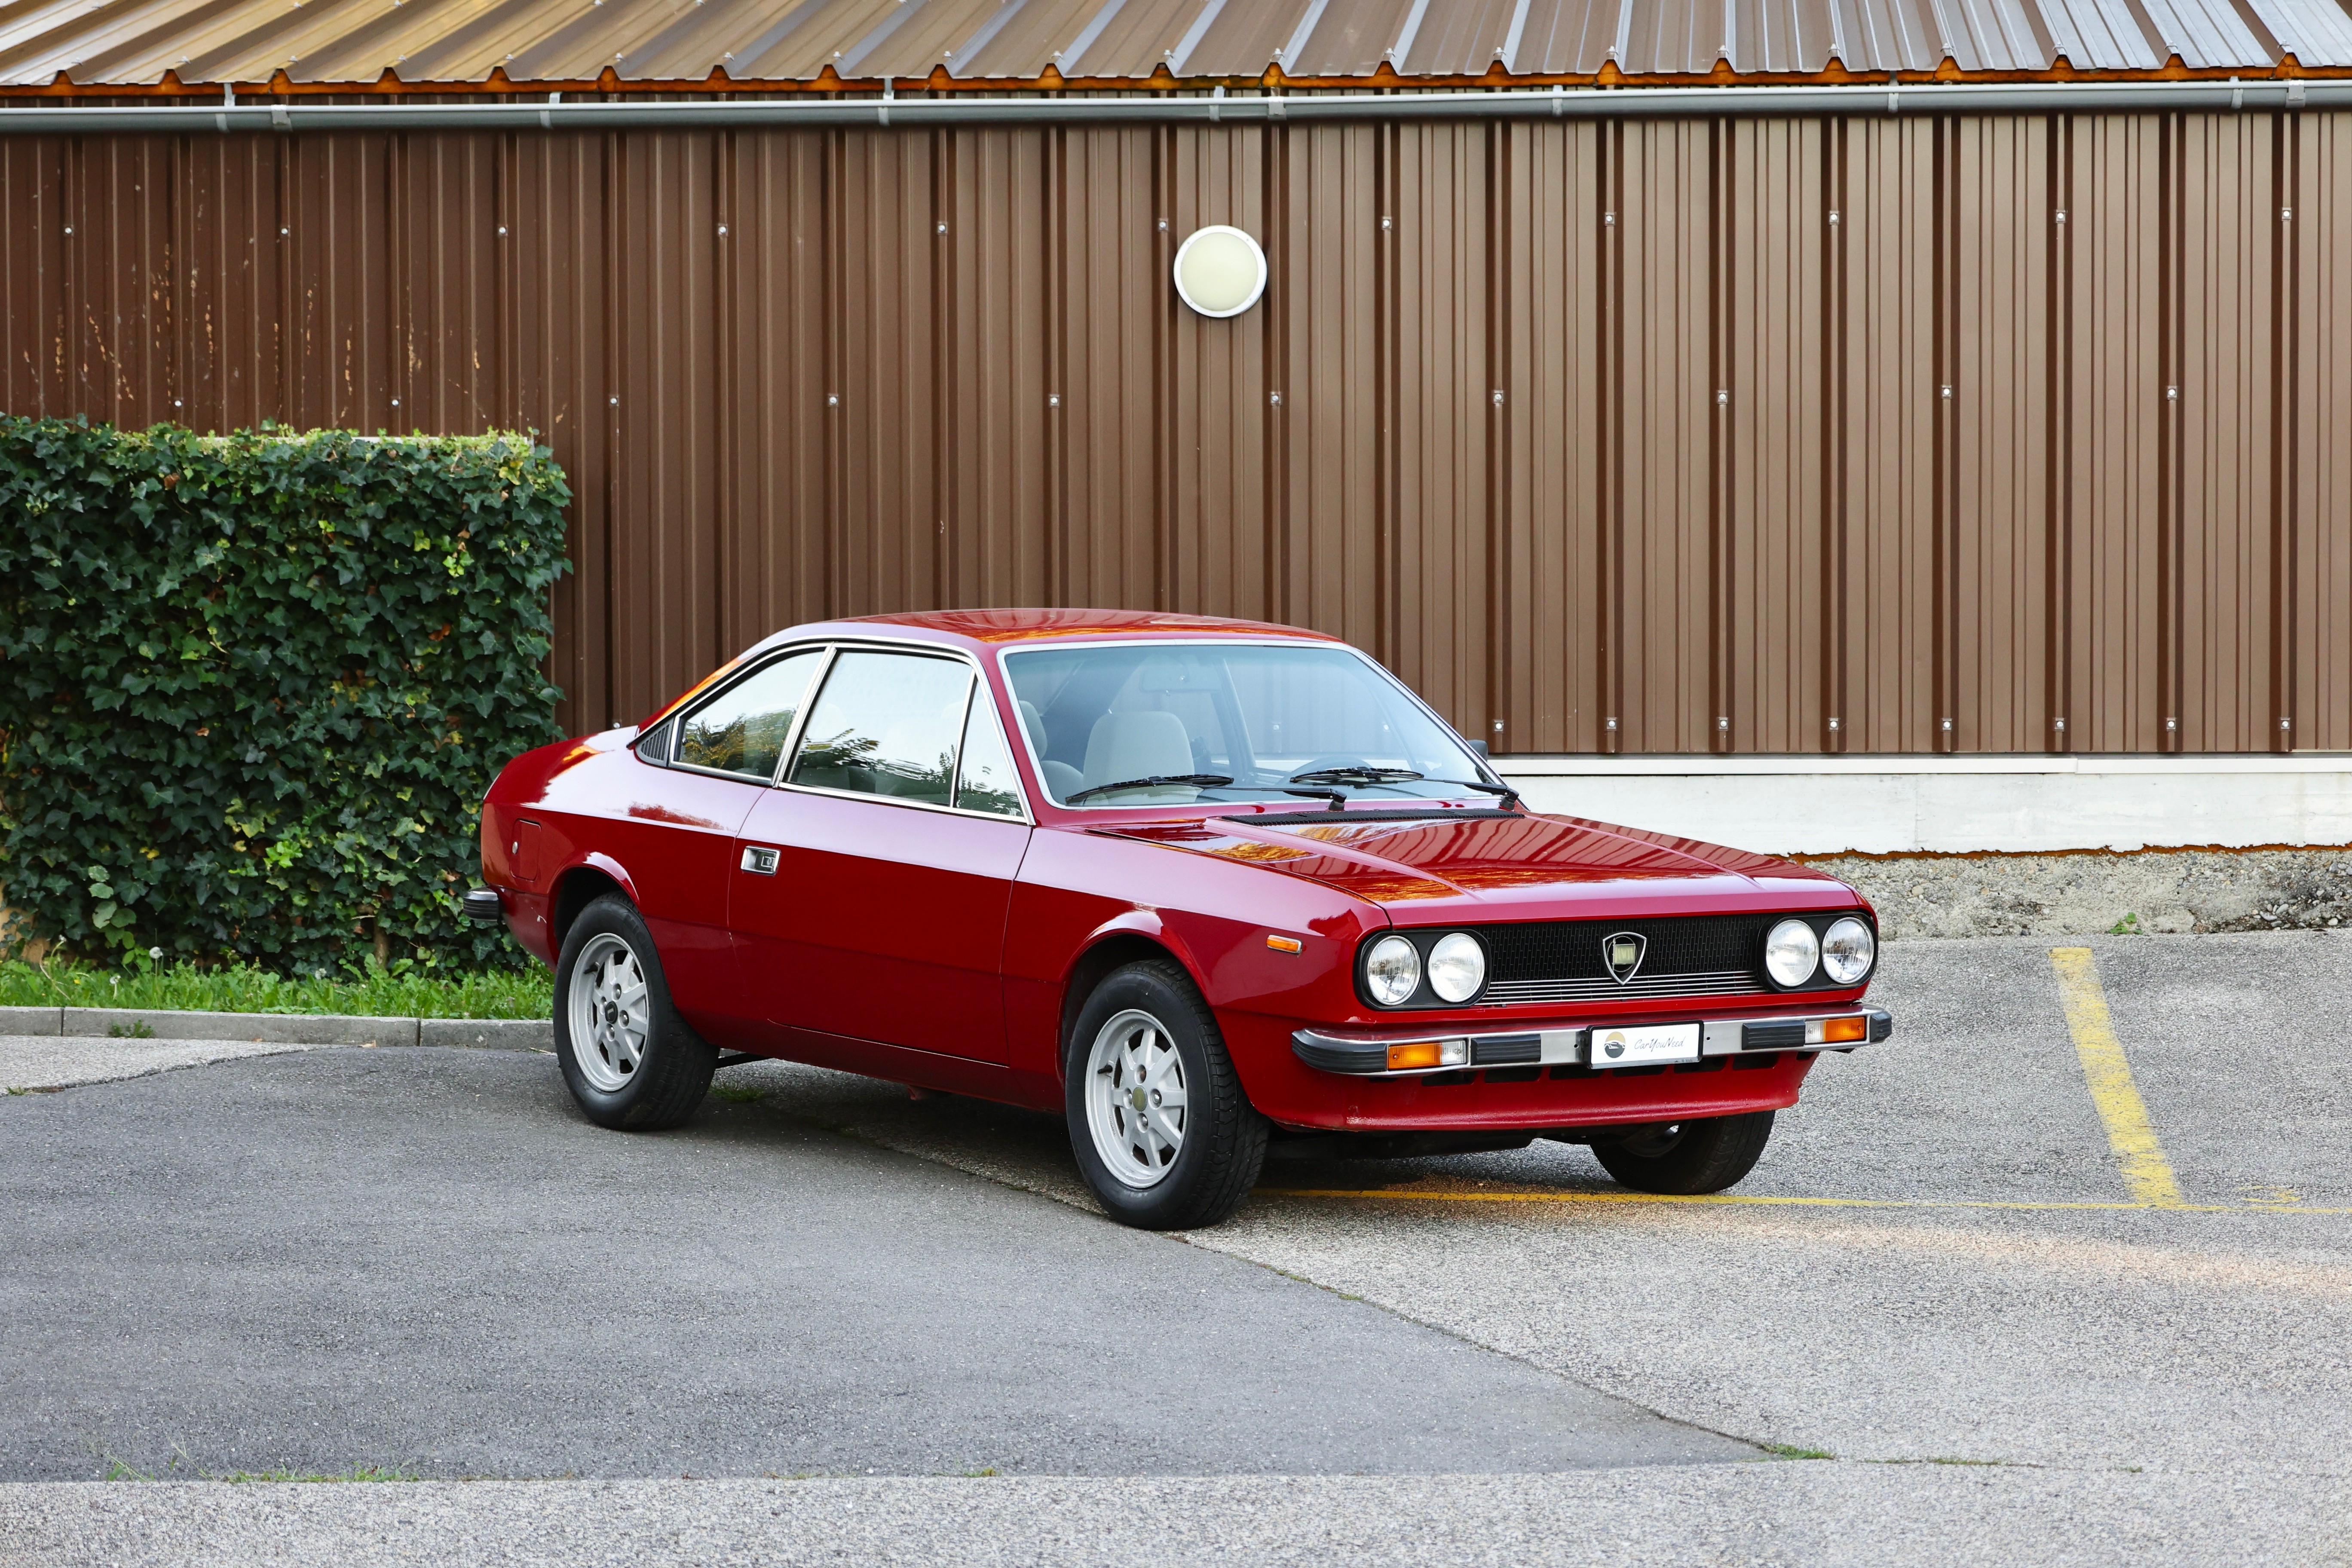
[1591,1111,1776,1194]
[1066,959,1267,1231]
[554,894,716,1130]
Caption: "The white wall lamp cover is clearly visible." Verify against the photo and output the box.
[1172,225,1267,317]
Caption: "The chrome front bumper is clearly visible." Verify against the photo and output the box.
[1292,1008,1895,1078]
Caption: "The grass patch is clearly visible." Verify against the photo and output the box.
[1761,1443,1837,1461]
[1,957,548,1020]
[710,1084,764,1104]
[92,1442,420,1483]
[2109,913,2143,935]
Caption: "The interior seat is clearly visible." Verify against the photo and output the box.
[1020,698,1084,802]
[1078,711,1197,803]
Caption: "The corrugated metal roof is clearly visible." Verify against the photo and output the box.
[0,0,2346,89]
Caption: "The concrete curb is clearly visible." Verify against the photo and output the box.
[0,1008,553,1050]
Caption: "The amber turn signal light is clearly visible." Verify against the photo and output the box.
[1266,934,1303,953]
[1385,1038,1469,1072]
[1813,1014,1868,1044]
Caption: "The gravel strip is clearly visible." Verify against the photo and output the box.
[3,1467,2343,1567]
[1816,848,2352,938]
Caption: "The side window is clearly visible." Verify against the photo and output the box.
[677,649,824,781]
[954,695,1025,818]
[789,651,972,807]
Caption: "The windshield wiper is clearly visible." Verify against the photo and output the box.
[1064,774,1234,804]
[1427,778,1523,810]
[1287,767,1425,787]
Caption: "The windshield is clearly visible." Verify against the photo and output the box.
[1002,642,1493,809]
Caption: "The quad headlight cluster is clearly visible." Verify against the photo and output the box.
[1364,931,1488,1007]
[1765,916,1876,988]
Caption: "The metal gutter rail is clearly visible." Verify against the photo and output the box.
[0,78,2340,132]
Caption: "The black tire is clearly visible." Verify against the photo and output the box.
[1592,1111,1776,1195]
[1065,959,1268,1231]
[553,894,716,1131]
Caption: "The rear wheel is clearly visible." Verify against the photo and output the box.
[554,894,715,1130]
[1066,959,1267,1231]
[1591,1111,1775,1195]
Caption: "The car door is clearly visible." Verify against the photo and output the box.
[729,646,1030,1065]
[620,647,827,1040]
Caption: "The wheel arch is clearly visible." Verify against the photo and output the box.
[1056,931,1202,1082]
[550,859,634,951]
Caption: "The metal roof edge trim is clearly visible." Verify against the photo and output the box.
[1,79,2343,128]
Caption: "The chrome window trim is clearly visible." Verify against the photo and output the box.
[992,636,1498,812]
[655,645,831,787]
[949,668,1027,820]
[766,637,1035,827]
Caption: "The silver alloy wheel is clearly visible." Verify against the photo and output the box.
[1083,1008,1189,1188]
[568,932,651,1093]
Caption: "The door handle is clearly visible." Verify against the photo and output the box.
[739,845,780,875]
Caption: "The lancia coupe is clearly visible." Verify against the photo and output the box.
[469,609,1889,1229]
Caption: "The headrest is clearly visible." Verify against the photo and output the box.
[1080,710,1193,789]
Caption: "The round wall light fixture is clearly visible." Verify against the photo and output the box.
[1172,225,1268,318]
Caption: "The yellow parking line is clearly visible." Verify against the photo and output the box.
[2050,947,2188,1209]
[1255,1189,2352,1215]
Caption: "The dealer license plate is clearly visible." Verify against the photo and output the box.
[1586,1022,1701,1068]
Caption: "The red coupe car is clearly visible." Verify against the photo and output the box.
[469,609,1889,1229]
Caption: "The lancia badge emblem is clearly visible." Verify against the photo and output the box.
[1602,931,1646,984]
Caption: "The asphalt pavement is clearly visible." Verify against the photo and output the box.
[5,930,2351,1565]
[0,1050,1732,1482]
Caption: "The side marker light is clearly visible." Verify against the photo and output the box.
[1266,934,1303,953]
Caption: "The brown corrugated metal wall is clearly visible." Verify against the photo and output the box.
[3,110,2344,753]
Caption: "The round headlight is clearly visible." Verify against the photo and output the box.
[1364,935,1422,1007]
[1426,932,1486,1004]
[1764,919,1822,988]
[1821,916,1875,985]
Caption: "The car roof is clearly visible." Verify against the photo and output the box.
[749,607,1345,655]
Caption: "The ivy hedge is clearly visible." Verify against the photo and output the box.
[0,420,571,972]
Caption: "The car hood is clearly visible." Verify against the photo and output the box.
[1100,808,1861,922]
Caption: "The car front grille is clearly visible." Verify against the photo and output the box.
[1482,970,1761,1005]
[1478,914,1775,1006]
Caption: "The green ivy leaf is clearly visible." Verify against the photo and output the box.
[0,417,571,973]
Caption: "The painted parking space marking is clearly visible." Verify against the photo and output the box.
[2049,946,2189,1209]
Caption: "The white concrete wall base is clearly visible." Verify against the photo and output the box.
[1494,754,2352,856]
